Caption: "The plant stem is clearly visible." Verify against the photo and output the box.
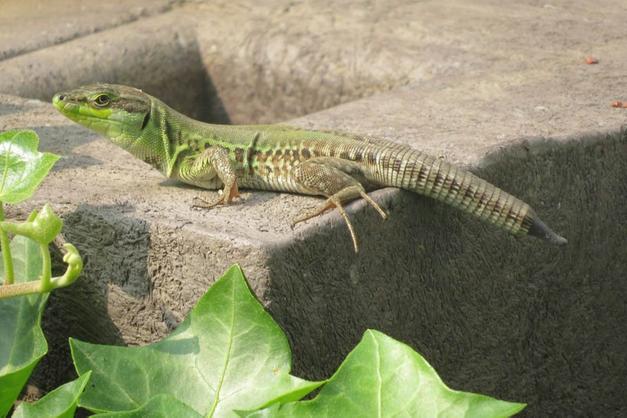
[0,203,14,285]
[0,280,41,299]
[39,243,52,292]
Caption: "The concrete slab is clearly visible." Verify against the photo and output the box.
[0,0,181,60]
[191,0,627,123]
[1,0,626,415]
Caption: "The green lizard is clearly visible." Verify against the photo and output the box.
[52,84,567,252]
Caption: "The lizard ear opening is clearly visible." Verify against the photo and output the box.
[141,111,151,130]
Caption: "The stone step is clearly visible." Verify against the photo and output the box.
[1,1,626,415]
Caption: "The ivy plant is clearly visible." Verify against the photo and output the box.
[11,372,91,418]
[244,330,525,417]
[71,265,525,417]
[0,130,82,299]
[0,129,84,417]
[71,265,323,417]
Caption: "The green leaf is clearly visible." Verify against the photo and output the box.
[0,236,47,417]
[71,265,323,417]
[253,330,525,418]
[0,130,59,204]
[11,372,91,418]
[91,395,202,418]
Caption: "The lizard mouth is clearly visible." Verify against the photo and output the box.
[52,93,77,114]
[52,100,79,118]
[52,95,118,126]
[52,96,131,142]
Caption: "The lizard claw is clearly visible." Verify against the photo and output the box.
[192,181,241,209]
[192,180,241,209]
[192,195,223,209]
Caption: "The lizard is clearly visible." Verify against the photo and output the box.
[52,84,567,252]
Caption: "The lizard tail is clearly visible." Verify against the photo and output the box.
[526,215,568,245]
[376,148,567,245]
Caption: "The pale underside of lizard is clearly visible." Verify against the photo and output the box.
[52,84,567,252]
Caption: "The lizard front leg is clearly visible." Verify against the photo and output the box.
[291,158,387,253]
[179,146,240,208]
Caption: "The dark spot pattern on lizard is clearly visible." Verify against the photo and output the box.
[254,150,267,163]
[366,150,376,165]
[311,143,324,157]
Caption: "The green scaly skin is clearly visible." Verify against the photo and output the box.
[52,84,566,252]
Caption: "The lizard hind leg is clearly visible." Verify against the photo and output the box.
[291,158,387,253]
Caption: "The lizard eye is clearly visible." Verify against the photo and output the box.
[93,94,111,107]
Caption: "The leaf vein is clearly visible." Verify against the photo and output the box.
[373,335,383,418]
[206,281,236,417]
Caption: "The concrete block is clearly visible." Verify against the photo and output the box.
[1,1,626,415]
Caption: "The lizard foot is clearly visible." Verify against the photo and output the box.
[291,198,360,253]
[192,182,240,209]
[359,190,388,220]
[192,195,224,209]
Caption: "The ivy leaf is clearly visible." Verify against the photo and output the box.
[11,372,91,418]
[90,395,202,418]
[71,265,323,417]
[0,130,59,204]
[0,236,47,417]
[249,330,526,418]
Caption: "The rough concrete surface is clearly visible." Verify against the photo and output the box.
[1,1,626,416]
[0,0,181,60]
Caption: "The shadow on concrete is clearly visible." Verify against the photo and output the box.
[126,35,231,125]
[63,204,152,298]
[264,129,627,417]
[192,39,231,125]
[29,203,153,393]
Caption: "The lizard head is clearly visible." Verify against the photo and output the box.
[52,83,152,151]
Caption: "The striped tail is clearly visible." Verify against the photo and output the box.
[376,148,567,245]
